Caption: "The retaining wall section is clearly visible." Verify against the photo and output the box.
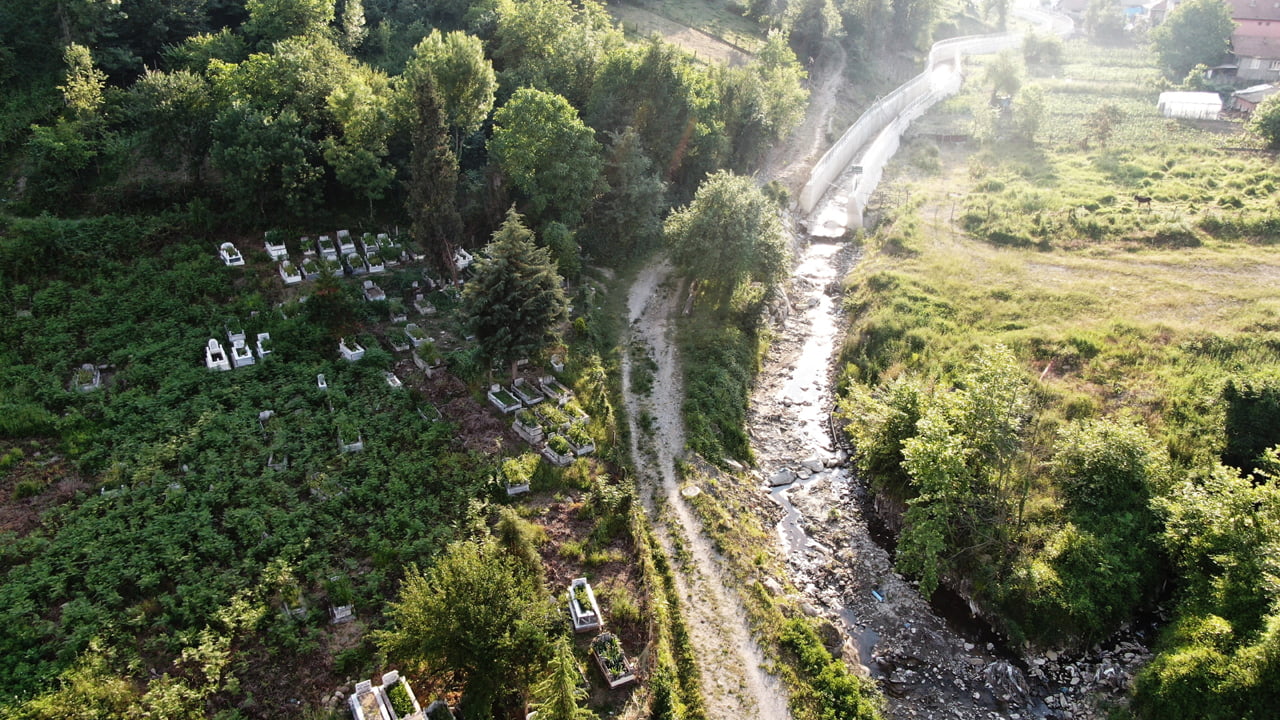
[798,6,1073,219]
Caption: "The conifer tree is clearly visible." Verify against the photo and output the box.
[530,638,595,720]
[462,208,568,379]
[407,72,464,278]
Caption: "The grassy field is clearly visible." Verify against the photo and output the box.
[840,37,1280,719]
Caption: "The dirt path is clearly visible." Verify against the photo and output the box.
[759,43,849,197]
[621,261,789,720]
[613,30,861,720]
[609,5,750,66]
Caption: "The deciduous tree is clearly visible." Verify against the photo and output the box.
[1151,0,1235,80]
[242,0,336,48]
[375,539,558,719]
[584,127,667,262]
[663,170,789,297]
[1248,93,1280,150]
[403,30,496,152]
[490,87,603,227]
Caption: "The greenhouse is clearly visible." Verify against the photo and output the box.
[1156,91,1222,120]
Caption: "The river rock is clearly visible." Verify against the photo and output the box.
[769,469,796,487]
[816,619,844,655]
[983,660,1030,704]
[763,577,784,596]
[802,458,825,472]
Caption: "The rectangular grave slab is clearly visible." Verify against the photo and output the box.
[568,577,602,633]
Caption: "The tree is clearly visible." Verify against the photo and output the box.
[1084,102,1124,148]
[1085,0,1126,43]
[584,127,667,262]
[791,0,843,61]
[403,30,496,153]
[663,170,790,297]
[339,0,366,52]
[59,44,106,122]
[490,87,604,227]
[529,638,596,720]
[1249,93,1280,150]
[374,539,558,719]
[462,208,568,379]
[1151,0,1235,80]
[406,72,465,277]
[322,65,395,215]
[242,0,336,48]
[890,0,936,45]
[1051,418,1167,514]
[129,69,215,182]
[1136,463,1280,720]
[983,0,1010,30]
[1014,83,1045,141]
[585,39,720,185]
[210,104,324,219]
[895,345,1031,597]
[984,49,1023,100]
[718,33,810,169]
[491,0,620,107]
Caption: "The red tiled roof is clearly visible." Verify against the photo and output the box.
[1234,33,1280,58]
[1229,0,1280,22]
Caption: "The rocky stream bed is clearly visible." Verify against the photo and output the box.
[744,234,1156,720]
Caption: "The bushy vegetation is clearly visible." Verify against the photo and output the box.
[839,35,1280,718]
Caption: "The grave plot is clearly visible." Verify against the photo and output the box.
[568,577,602,633]
[591,633,636,689]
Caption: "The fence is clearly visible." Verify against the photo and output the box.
[797,5,1074,222]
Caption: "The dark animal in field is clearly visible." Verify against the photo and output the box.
[1134,194,1153,208]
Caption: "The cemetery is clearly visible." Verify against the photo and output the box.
[348,671,425,720]
[70,219,633,714]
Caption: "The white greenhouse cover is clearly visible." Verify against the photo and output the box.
[1157,92,1222,120]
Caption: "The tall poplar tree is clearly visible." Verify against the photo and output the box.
[406,72,464,278]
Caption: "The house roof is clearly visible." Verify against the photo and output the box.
[1235,34,1280,59]
[1234,83,1280,101]
[1229,0,1280,22]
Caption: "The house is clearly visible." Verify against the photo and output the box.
[1230,0,1280,80]
[205,339,231,371]
[1233,82,1279,111]
[219,242,245,267]
[1234,36,1280,80]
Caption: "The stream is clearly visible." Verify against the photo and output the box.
[744,196,1153,720]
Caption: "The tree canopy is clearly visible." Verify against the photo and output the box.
[1249,93,1280,150]
[663,170,789,296]
[374,538,558,719]
[403,30,497,147]
[462,208,569,378]
[490,87,604,227]
[1151,0,1235,80]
